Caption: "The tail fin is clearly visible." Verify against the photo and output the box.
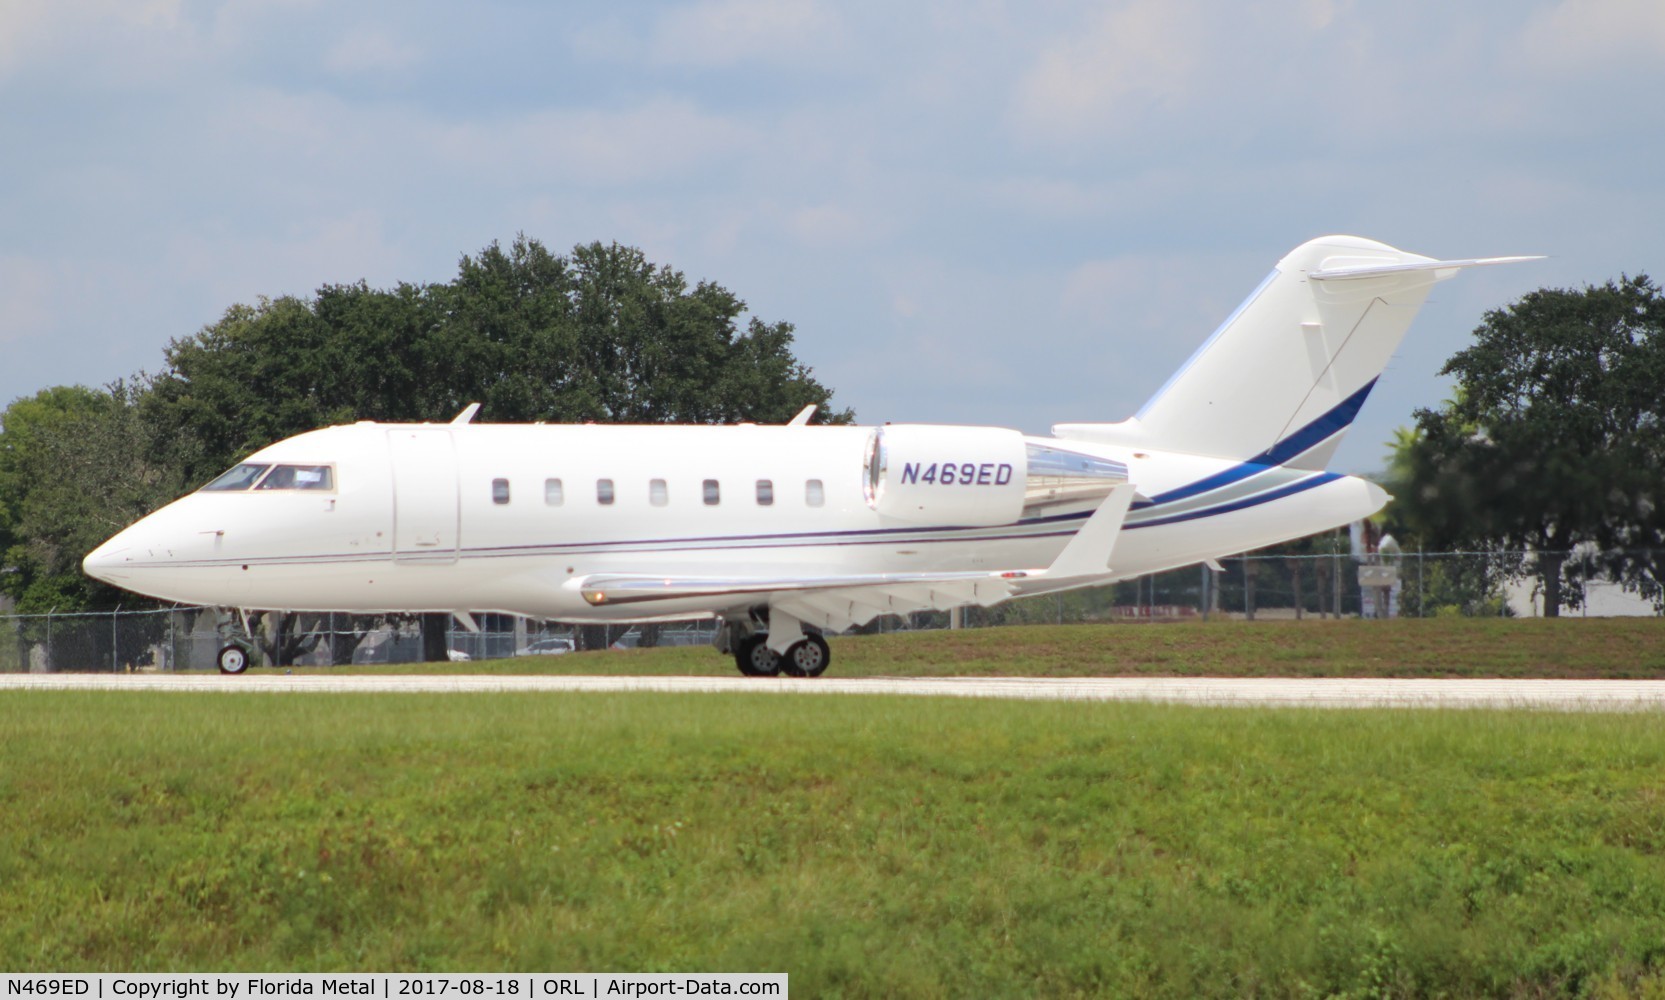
[1053,236,1540,468]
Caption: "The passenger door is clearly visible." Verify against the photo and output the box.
[388,428,459,563]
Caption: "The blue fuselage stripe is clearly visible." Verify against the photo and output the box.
[1127,473,1339,528]
[1135,377,1377,509]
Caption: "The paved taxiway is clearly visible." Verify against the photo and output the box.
[3,673,1665,711]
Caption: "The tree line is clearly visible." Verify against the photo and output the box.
[1383,275,1665,616]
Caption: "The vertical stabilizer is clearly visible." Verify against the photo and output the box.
[1052,236,1539,467]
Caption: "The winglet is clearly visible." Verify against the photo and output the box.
[1043,483,1137,579]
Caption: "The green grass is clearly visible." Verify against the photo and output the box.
[4,692,1665,996]
[323,617,1665,679]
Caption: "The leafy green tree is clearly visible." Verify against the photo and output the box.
[143,236,850,489]
[426,238,847,425]
[1390,276,1665,615]
[140,284,433,489]
[0,383,185,615]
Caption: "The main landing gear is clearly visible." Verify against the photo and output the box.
[721,610,831,678]
[734,632,830,677]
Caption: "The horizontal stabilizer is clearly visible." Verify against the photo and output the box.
[1309,255,1544,281]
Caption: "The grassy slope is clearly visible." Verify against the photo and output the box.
[329,617,1665,679]
[4,692,1665,997]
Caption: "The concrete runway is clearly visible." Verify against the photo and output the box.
[4,672,1665,711]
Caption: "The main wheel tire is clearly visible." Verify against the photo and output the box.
[217,644,250,675]
[734,635,782,677]
[781,634,831,678]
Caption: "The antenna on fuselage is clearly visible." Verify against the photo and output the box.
[451,402,482,425]
[787,404,817,427]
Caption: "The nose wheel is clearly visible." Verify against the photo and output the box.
[733,633,830,678]
[217,643,251,675]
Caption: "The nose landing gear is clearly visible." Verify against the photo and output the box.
[217,643,251,674]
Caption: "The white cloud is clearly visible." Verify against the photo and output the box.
[1010,0,1206,142]
[0,1,52,74]
[0,255,58,347]
[436,99,759,187]
[1303,0,1344,31]
[0,0,188,76]
[205,0,325,49]
[183,86,756,198]
[786,204,867,249]
[324,27,422,76]
[1056,252,1250,377]
[1519,0,1665,71]
[649,0,845,68]
[165,209,408,299]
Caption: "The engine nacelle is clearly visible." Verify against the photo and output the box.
[864,425,1131,526]
[864,425,1029,526]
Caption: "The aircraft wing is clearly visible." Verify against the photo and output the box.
[573,485,1140,633]
[576,570,1031,632]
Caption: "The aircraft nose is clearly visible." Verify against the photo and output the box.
[82,536,133,584]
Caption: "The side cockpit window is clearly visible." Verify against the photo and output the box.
[256,465,334,491]
[201,464,270,491]
[200,463,334,492]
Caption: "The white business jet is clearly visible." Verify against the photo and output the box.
[84,236,1537,676]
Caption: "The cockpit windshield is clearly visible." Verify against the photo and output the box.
[199,463,335,493]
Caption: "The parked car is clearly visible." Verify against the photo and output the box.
[515,636,575,656]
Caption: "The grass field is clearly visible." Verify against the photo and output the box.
[4,688,1665,996]
[332,617,1665,679]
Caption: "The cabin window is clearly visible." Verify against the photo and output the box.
[650,479,668,507]
[491,478,510,505]
[703,479,720,506]
[597,479,615,505]
[806,479,825,507]
[201,463,270,492]
[544,478,564,506]
[253,465,334,491]
[756,479,774,506]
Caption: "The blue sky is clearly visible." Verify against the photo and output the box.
[3,0,1662,472]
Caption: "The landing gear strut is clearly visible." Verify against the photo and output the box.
[721,611,831,678]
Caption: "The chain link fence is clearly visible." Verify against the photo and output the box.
[3,551,1659,671]
[0,608,717,672]
[933,549,1661,631]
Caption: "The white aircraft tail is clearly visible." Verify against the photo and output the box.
[1053,235,1540,468]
